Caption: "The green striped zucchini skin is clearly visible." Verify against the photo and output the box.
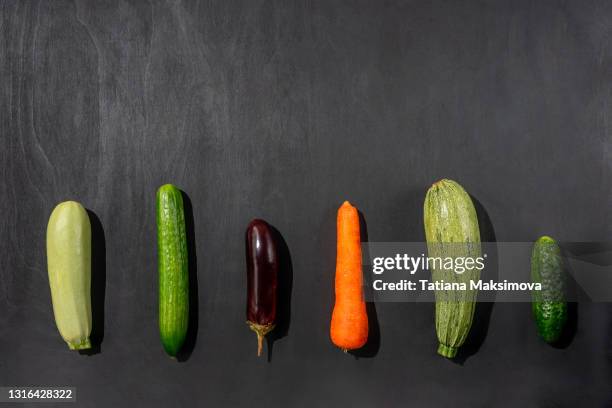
[424,179,481,358]
[531,236,567,344]
[156,184,189,357]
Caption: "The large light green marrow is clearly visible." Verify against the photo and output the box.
[424,179,481,358]
[46,201,92,350]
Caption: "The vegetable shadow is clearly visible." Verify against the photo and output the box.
[453,196,497,364]
[554,240,612,348]
[550,301,577,349]
[549,244,584,349]
[266,225,293,362]
[80,210,106,356]
[349,210,380,359]
[176,191,198,362]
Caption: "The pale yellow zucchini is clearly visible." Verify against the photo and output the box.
[46,201,92,350]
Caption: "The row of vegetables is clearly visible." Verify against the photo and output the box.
[46,179,567,359]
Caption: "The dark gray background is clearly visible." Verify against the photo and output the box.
[1,0,611,407]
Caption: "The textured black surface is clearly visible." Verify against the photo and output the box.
[1,1,611,407]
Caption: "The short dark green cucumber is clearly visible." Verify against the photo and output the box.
[156,184,189,357]
[531,236,567,344]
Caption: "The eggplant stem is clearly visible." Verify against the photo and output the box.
[247,321,275,357]
[257,333,264,356]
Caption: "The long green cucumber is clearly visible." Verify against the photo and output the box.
[46,201,92,350]
[424,179,481,358]
[531,236,567,343]
[157,184,189,357]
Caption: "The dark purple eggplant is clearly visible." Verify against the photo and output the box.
[246,219,278,356]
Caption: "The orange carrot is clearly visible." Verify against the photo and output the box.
[330,201,368,351]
